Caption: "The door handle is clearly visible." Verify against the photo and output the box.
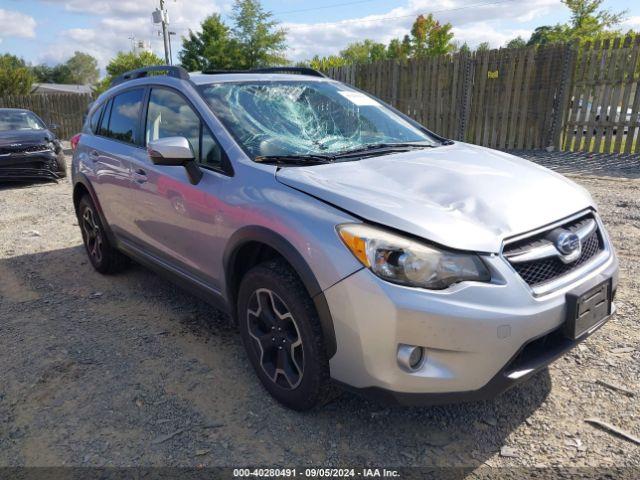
[132,168,148,183]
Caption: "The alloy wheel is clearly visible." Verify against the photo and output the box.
[81,207,103,264]
[246,288,304,390]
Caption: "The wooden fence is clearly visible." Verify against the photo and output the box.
[0,93,93,140]
[327,38,640,154]
[2,40,640,154]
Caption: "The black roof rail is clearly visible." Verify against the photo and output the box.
[110,65,190,87]
[201,66,327,78]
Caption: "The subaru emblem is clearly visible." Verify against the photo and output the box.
[555,230,581,263]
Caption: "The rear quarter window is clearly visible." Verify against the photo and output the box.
[89,104,103,134]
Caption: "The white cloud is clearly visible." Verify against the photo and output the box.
[37,0,558,70]
[0,9,37,42]
[283,0,557,60]
[622,16,640,29]
[37,0,228,69]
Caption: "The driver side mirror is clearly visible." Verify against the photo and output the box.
[148,136,203,185]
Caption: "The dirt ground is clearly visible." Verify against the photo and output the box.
[0,156,638,471]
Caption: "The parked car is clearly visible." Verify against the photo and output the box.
[71,66,618,410]
[0,108,67,181]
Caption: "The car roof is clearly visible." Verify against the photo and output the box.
[0,108,33,113]
[189,73,332,85]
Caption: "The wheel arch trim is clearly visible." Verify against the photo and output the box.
[223,226,337,358]
[73,174,118,246]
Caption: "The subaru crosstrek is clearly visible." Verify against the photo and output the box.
[71,66,618,410]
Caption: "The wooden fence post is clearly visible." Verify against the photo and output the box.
[547,42,578,150]
[456,52,475,141]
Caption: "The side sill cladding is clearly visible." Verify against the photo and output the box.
[223,226,338,358]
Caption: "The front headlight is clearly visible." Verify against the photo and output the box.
[337,223,490,289]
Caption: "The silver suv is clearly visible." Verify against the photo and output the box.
[72,66,618,410]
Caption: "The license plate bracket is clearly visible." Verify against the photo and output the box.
[565,279,611,340]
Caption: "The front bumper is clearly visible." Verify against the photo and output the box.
[324,249,618,406]
[0,151,63,181]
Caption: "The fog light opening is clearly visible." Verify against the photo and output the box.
[397,344,425,372]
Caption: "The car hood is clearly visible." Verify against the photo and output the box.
[275,143,594,253]
[0,129,54,145]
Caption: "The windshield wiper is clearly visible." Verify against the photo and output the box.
[254,154,335,166]
[331,142,436,159]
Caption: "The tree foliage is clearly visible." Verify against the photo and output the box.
[307,13,455,69]
[231,0,286,68]
[340,40,387,64]
[32,52,99,85]
[505,36,527,49]
[179,0,286,71]
[65,51,99,84]
[32,64,73,84]
[527,0,627,45]
[179,14,240,71]
[94,51,163,94]
[105,51,164,77]
[410,14,455,57]
[0,54,34,95]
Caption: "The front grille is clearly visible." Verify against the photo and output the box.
[504,214,604,288]
[0,144,49,155]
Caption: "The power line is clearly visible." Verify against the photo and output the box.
[283,0,522,29]
[273,0,384,17]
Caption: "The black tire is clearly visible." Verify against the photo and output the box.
[237,259,337,411]
[78,195,128,274]
[55,155,67,178]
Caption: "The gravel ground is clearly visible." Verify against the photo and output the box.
[0,154,638,471]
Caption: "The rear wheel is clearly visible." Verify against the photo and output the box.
[237,260,336,410]
[78,195,128,274]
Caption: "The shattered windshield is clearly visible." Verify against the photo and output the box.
[198,81,436,159]
[0,111,46,132]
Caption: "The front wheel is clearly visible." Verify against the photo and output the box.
[237,260,337,410]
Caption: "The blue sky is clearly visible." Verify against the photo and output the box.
[1,0,639,74]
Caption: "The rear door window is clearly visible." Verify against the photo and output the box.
[104,89,145,145]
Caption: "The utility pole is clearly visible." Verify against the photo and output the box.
[152,0,171,65]
[160,0,170,65]
[168,31,176,66]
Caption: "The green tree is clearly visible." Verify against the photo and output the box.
[231,0,287,68]
[410,14,455,57]
[308,54,347,71]
[387,37,411,60]
[457,42,471,54]
[0,54,34,95]
[428,21,455,56]
[505,36,527,49]
[527,0,627,45]
[32,64,73,84]
[527,26,559,45]
[66,51,99,84]
[94,50,163,94]
[179,14,241,71]
[564,0,626,39]
[476,42,491,52]
[105,51,164,77]
[340,39,387,64]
